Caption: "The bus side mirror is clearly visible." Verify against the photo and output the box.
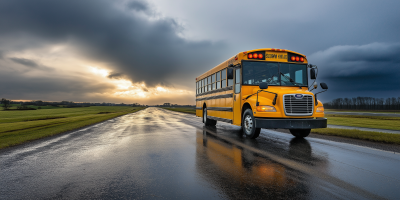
[310,68,316,79]
[320,82,328,89]
[227,68,233,79]
[259,82,268,89]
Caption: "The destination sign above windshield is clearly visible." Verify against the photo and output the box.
[264,52,288,62]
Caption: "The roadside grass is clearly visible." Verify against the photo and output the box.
[164,107,400,144]
[325,109,399,114]
[325,114,400,131]
[0,106,145,149]
[311,128,400,145]
[25,105,63,109]
[162,107,196,114]
[5,104,63,110]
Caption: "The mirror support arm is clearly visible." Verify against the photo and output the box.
[314,90,327,105]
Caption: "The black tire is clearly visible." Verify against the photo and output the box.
[289,129,311,138]
[203,108,217,126]
[242,109,261,139]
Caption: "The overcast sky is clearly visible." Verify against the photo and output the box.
[0,0,399,104]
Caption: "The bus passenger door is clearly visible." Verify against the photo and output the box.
[233,68,242,126]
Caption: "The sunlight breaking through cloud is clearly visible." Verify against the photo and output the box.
[89,66,109,77]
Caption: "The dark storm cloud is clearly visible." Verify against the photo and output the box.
[0,70,115,101]
[9,57,53,71]
[107,72,124,79]
[0,0,224,87]
[309,43,400,101]
[126,0,148,12]
[9,57,39,68]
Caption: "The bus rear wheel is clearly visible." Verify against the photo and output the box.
[242,109,261,139]
[203,108,217,126]
[289,129,311,138]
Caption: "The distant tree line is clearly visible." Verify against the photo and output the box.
[1,98,12,110]
[324,97,400,110]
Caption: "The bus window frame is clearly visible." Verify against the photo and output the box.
[216,71,221,89]
[221,69,227,88]
[241,60,308,87]
[235,68,241,94]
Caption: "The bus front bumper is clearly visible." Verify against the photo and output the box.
[255,118,327,129]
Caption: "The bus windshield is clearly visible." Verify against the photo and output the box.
[242,61,308,86]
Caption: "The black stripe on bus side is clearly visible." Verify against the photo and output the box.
[196,86,233,97]
[207,116,232,124]
[195,107,202,110]
[196,93,233,101]
[207,107,233,112]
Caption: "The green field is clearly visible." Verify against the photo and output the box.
[162,108,400,144]
[325,109,399,114]
[163,108,400,130]
[0,106,145,149]
[162,107,196,114]
[311,128,400,145]
[326,114,400,130]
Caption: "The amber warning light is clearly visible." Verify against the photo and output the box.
[288,52,305,63]
[247,51,264,60]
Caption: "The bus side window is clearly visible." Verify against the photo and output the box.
[235,68,241,93]
[228,79,233,87]
[202,79,205,93]
[216,72,221,89]
[221,69,227,88]
[208,76,211,91]
[199,80,201,94]
[212,73,216,90]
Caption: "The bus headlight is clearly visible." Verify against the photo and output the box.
[316,106,324,113]
[256,106,276,112]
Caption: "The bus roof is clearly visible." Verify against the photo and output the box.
[196,48,307,81]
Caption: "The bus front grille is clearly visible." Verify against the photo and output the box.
[283,94,313,116]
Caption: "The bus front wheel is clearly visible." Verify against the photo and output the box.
[289,129,311,138]
[242,109,261,139]
[203,108,217,126]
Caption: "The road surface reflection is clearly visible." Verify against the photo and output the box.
[195,128,327,199]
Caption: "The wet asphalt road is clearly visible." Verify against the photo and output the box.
[1,107,400,199]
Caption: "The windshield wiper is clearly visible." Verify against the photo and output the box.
[280,72,296,85]
[280,72,304,86]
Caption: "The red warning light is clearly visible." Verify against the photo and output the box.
[258,53,263,59]
[300,57,304,62]
[295,57,299,61]
[248,54,253,59]
[253,53,258,58]
[291,56,295,61]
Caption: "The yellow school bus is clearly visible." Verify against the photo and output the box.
[195,48,328,139]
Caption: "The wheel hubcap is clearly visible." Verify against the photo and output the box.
[244,115,253,134]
